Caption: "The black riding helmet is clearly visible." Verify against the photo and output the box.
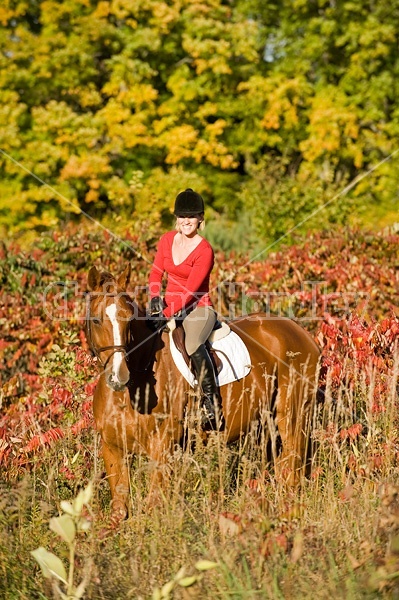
[174,188,204,216]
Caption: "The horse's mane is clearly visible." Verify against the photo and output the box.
[98,270,114,286]
[88,268,147,317]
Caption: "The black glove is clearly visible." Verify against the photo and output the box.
[150,296,164,315]
[147,296,167,332]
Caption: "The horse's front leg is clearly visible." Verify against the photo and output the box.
[102,441,131,523]
[145,415,182,507]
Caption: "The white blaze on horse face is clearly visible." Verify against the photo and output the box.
[105,302,124,384]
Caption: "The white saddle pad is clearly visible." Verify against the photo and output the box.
[168,327,252,388]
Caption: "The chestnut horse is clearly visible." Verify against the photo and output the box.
[86,265,320,522]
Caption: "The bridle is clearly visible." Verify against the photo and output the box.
[85,293,129,369]
[85,292,159,373]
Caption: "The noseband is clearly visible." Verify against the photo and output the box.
[91,342,127,369]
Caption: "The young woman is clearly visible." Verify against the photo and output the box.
[148,188,224,431]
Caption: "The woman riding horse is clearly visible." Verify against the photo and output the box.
[148,188,224,431]
[86,193,321,522]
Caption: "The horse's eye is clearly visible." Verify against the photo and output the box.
[91,317,101,325]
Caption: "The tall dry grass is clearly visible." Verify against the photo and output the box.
[1,355,399,599]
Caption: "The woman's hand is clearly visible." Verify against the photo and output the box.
[147,296,167,332]
[149,296,164,315]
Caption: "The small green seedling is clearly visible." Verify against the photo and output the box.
[152,559,219,599]
[31,482,93,600]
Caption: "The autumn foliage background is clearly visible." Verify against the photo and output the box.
[1,0,399,598]
[1,0,399,244]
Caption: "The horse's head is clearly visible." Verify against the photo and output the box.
[86,265,133,391]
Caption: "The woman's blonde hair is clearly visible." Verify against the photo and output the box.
[175,214,205,232]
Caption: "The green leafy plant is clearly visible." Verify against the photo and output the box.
[152,559,219,600]
[31,482,93,600]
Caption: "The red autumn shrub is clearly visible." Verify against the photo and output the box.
[0,225,398,485]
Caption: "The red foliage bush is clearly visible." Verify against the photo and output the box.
[0,225,398,481]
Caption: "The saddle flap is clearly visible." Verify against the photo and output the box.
[172,326,190,368]
[171,324,222,374]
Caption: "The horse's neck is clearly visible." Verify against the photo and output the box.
[127,313,158,369]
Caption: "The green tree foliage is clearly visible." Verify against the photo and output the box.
[0,0,398,244]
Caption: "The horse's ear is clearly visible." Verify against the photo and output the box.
[117,264,131,291]
[87,266,100,291]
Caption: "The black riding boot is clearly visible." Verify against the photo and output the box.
[189,344,225,431]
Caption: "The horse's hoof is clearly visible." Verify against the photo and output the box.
[97,516,125,540]
[108,501,128,526]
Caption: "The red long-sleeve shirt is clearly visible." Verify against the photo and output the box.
[149,230,214,318]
